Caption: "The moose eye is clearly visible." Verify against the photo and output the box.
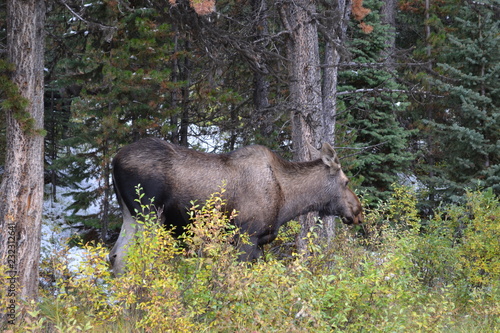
[345,180,350,187]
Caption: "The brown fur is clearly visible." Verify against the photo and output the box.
[109,138,363,275]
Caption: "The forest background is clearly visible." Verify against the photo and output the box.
[1,0,499,237]
[0,0,499,331]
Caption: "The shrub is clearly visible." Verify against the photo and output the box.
[6,185,499,332]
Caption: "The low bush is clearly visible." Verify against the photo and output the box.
[2,185,499,332]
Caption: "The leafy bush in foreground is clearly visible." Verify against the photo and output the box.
[3,186,499,332]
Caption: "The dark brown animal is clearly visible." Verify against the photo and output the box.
[109,138,363,275]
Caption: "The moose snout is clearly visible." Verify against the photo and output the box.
[353,210,364,224]
[343,204,363,225]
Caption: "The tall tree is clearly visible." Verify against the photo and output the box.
[380,0,396,63]
[251,0,273,140]
[339,0,414,202]
[399,0,499,207]
[0,0,45,325]
[54,1,181,240]
[428,0,500,200]
[279,0,366,250]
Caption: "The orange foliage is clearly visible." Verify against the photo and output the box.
[352,0,371,21]
[352,0,373,33]
[359,21,374,34]
[168,0,215,15]
[190,0,216,15]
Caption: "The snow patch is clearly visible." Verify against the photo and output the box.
[41,178,103,283]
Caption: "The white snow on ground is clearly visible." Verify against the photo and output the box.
[41,177,102,276]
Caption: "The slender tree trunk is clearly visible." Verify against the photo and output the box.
[170,29,181,145]
[170,31,190,147]
[0,0,45,326]
[322,0,350,144]
[280,0,322,161]
[319,0,351,246]
[101,138,110,242]
[252,0,272,138]
[179,40,191,147]
[381,0,396,65]
[425,0,431,60]
[424,0,436,203]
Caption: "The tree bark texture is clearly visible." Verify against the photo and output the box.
[251,0,272,137]
[281,0,323,253]
[318,0,351,248]
[0,0,45,324]
[280,0,322,161]
[380,0,396,65]
[322,0,351,146]
[280,0,351,252]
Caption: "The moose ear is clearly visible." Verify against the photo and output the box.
[320,143,341,173]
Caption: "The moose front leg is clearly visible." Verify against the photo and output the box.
[236,235,263,262]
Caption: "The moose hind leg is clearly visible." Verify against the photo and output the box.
[108,203,141,276]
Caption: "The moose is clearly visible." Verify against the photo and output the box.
[109,138,363,275]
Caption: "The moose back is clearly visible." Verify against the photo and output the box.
[109,138,363,275]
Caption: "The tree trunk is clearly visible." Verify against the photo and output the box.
[101,139,110,242]
[0,0,45,325]
[381,0,396,65]
[280,0,322,161]
[179,40,191,147]
[279,0,322,254]
[252,0,272,138]
[318,0,351,247]
[170,31,190,147]
[280,0,351,253]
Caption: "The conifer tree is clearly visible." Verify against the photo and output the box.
[338,0,414,202]
[397,0,500,209]
[52,3,183,239]
[426,1,500,201]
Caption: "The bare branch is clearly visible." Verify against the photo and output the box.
[466,0,500,13]
[337,88,408,96]
[58,0,117,41]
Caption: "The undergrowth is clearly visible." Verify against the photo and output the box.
[2,185,499,332]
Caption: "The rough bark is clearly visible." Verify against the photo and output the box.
[318,0,351,246]
[381,0,396,66]
[252,0,272,137]
[284,0,323,253]
[321,0,351,145]
[280,0,351,252]
[0,0,45,325]
[280,0,322,162]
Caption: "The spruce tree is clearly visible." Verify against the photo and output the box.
[52,3,183,239]
[338,0,414,203]
[427,1,500,201]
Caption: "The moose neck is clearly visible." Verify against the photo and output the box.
[275,159,331,225]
